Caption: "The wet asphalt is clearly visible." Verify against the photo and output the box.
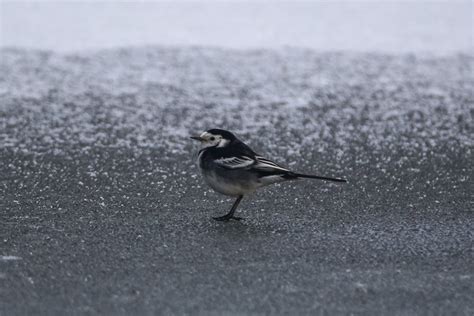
[1,47,473,315]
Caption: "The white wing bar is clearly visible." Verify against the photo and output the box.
[214,155,290,172]
[254,156,290,172]
[214,156,255,169]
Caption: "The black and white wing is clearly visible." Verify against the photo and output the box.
[253,155,290,173]
[252,155,294,184]
[214,155,256,169]
[214,154,290,173]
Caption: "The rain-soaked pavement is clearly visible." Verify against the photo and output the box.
[1,47,473,315]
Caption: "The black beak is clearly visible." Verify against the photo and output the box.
[190,136,204,141]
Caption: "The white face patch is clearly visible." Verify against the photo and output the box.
[199,132,226,148]
[217,139,230,147]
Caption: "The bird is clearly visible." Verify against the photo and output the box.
[191,128,347,221]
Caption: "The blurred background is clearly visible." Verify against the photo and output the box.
[1,1,472,53]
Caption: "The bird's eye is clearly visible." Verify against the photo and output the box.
[210,137,215,141]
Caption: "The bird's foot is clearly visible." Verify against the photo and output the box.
[212,215,243,222]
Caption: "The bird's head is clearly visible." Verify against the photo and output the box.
[190,129,236,148]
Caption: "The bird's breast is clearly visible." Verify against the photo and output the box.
[202,170,255,196]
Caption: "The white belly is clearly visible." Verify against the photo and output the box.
[203,172,259,196]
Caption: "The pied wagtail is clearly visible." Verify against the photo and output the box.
[191,129,347,221]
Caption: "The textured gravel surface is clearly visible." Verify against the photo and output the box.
[1,47,473,315]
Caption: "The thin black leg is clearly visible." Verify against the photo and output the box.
[213,195,244,221]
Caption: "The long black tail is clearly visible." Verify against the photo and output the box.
[289,172,347,183]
